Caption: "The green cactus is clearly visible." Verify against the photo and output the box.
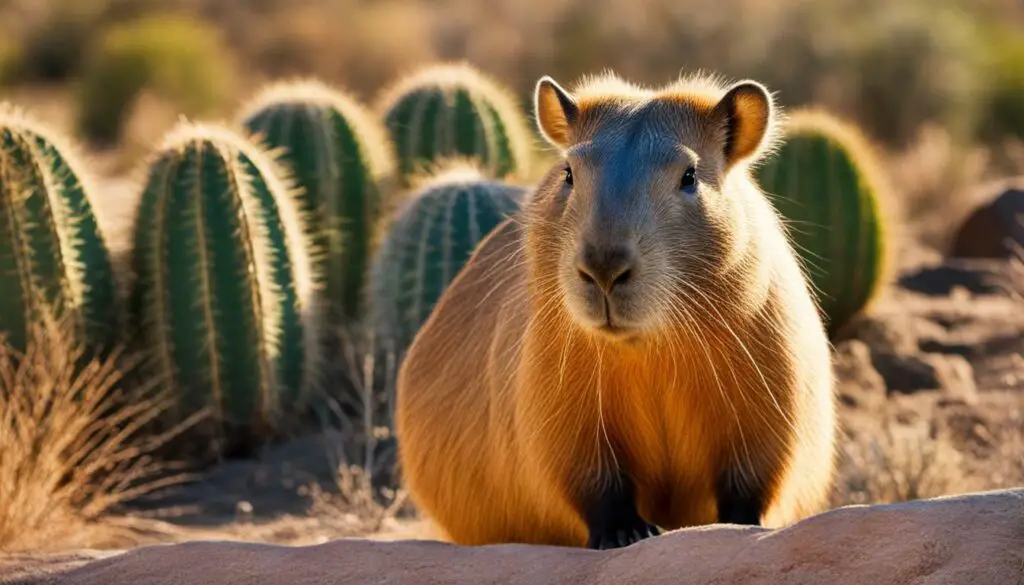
[368,161,526,356]
[0,103,118,352]
[129,121,322,447]
[755,108,891,337]
[376,62,532,185]
[239,79,394,322]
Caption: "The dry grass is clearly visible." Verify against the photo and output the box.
[830,419,973,507]
[309,330,409,529]
[305,464,409,537]
[0,313,191,553]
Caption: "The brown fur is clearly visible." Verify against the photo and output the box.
[395,71,838,547]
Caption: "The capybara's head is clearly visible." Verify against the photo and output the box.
[524,72,782,342]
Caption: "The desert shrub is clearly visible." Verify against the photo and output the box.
[75,14,236,145]
[837,3,987,149]
[0,39,21,86]
[831,420,969,507]
[976,26,1024,144]
[5,0,194,84]
[0,313,185,552]
[15,0,108,83]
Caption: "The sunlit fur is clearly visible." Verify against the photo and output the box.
[395,71,838,547]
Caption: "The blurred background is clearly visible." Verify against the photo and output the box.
[2,0,1024,250]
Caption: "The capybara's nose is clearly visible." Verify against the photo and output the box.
[576,242,636,294]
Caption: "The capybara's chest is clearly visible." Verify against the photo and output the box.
[597,360,756,527]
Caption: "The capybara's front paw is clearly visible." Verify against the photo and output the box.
[585,473,661,550]
[587,519,660,550]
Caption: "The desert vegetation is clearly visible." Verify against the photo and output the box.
[0,0,1021,556]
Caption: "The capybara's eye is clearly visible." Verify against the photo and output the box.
[564,165,574,187]
[680,167,697,194]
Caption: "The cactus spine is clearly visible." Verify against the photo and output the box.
[129,121,321,446]
[376,62,532,184]
[0,103,118,351]
[755,108,890,337]
[239,80,394,322]
[368,162,526,356]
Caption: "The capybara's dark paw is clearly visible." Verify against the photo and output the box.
[587,520,660,550]
[584,470,661,549]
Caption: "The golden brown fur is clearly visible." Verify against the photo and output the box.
[395,71,838,547]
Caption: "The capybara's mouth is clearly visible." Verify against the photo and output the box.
[594,321,641,342]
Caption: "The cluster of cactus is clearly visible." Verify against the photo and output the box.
[755,108,890,338]
[128,121,322,450]
[239,80,394,321]
[0,62,536,457]
[377,62,533,185]
[367,162,526,356]
[0,105,118,353]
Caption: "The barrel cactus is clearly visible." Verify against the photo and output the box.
[368,161,526,356]
[0,103,118,352]
[129,121,322,449]
[376,62,532,185]
[755,108,891,337]
[239,79,394,322]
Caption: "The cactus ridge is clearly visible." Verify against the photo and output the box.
[0,102,118,351]
[368,160,526,354]
[755,108,891,337]
[239,78,394,321]
[376,62,532,184]
[130,120,322,437]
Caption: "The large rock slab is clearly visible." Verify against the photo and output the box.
[6,489,1022,585]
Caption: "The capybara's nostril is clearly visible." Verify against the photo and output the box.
[577,243,637,294]
[612,267,632,288]
[578,268,597,285]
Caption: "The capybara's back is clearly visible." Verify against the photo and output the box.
[396,70,838,549]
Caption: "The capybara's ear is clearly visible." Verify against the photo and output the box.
[534,76,579,149]
[712,80,774,168]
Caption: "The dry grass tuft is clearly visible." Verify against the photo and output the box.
[295,324,410,537]
[0,312,192,552]
[305,463,409,537]
[831,419,972,507]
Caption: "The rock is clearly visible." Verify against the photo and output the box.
[950,180,1024,259]
[931,354,979,405]
[832,340,887,408]
[841,311,945,355]
[0,552,114,584]
[872,352,978,403]
[898,258,1017,297]
[941,408,996,455]
[6,489,1023,585]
